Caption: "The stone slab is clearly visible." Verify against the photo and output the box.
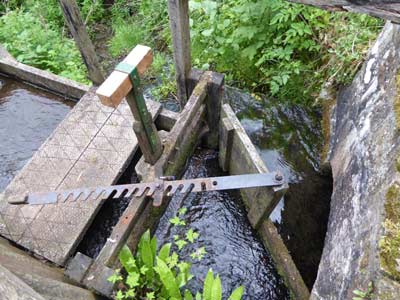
[311,22,400,300]
[0,89,161,265]
[0,264,47,300]
[0,237,100,300]
[65,252,93,283]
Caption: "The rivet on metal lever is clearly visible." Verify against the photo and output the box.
[275,173,283,182]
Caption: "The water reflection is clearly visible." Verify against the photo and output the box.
[0,75,74,191]
[225,87,332,289]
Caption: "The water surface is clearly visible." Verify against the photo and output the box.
[0,75,74,192]
[155,149,290,300]
[226,87,332,289]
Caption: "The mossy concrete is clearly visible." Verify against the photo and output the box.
[379,185,400,281]
[394,70,400,130]
[311,22,400,300]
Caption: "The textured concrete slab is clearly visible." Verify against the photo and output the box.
[0,89,161,265]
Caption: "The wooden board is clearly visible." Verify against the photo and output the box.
[168,0,191,107]
[288,0,400,24]
[59,0,105,85]
[0,45,88,100]
[96,45,153,107]
[220,103,309,300]
[0,89,161,265]
[220,104,286,228]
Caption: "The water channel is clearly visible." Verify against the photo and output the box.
[0,78,331,298]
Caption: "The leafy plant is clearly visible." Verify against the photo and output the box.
[188,0,382,103]
[189,269,244,300]
[352,282,373,300]
[0,8,89,83]
[110,206,243,300]
[109,230,194,300]
[108,0,170,58]
[78,0,105,27]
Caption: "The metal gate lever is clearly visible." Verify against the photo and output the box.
[13,172,285,207]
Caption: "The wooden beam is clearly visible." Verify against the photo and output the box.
[219,117,235,172]
[96,45,162,164]
[0,265,47,300]
[168,0,191,108]
[220,103,310,300]
[58,0,105,85]
[96,45,153,107]
[287,0,400,23]
[155,108,180,131]
[221,103,286,228]
[259,220,310,300]
[83,194,148,295]
[205,72,224,148]
[159,72,209,174]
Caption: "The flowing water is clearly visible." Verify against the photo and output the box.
[155,149,289,300]
[0,75,331,297]
[225,87,332,289]
[75,87,332,297]
[0,75,74,192]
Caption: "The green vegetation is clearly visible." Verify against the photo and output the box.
[0,0,382,103]
[108,0,170,58]
[0,0,91,83]
[109,208,244,300]
[189,0,382,103]
[380,185,400,281]
[0,7,89,83]
[352,282,374,300]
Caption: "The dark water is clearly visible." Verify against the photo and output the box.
[77,152,142,258]
[0,75,74,192]
[155,149,290,300]
[78,86,331,296]
[226,87,332,289]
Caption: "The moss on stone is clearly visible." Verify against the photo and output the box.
[379,185,400,281]
[321,98,336,163]
[394,72,400,129]
[396,157,400,173]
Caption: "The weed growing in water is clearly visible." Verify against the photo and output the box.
[109,207,244,300]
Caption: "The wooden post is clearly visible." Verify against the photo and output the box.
[59,0,105,85]
[205,72,224,148]
[168,0,191,108]
[97,45,163,164]
[188,69,224,148]
[219,117,235,172]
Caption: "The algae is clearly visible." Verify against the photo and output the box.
[396,157,400,173]
[321,98,336,162]
[379,185,400,281]
[394,72,400,129]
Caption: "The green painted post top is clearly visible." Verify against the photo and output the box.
[115,61,160,156]
[115,62,141,86]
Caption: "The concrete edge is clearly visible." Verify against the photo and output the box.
[0,45,89,100]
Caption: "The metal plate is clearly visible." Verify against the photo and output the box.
[22,172,284,206]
